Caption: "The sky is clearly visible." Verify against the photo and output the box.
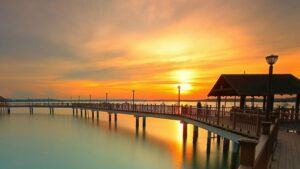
[0,0,300,100]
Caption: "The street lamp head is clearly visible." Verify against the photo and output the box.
[177,85,181,90]
[266,54,279,65]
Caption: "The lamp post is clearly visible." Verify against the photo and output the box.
[105,93,108,103]
[132,90,135,105]
[265,54,279,121]
[177,85,181,106]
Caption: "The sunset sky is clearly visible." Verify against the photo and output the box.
[0,0,300,100]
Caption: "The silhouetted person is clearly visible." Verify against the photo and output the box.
[197,101,202,119]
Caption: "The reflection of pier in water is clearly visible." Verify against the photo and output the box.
[70,110,239,169]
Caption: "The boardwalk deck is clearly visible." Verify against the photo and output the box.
[271,131,300,169]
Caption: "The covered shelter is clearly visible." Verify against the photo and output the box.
[0,96,8,108]
[208,74,300,120]
[0,96,7,102]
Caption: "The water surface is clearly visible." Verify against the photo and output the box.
[0,109,238,169]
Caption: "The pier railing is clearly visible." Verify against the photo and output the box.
[238,118,279,169]
[2,102,286,138]
[275,106,299,121]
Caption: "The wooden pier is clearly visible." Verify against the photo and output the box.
[1,102,264,137]
[0,100,296,169]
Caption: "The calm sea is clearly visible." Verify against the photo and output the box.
[0,107,240,169]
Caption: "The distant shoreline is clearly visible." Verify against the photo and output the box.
[3,97,297,103]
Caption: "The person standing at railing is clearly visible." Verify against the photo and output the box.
[196,101,202,120]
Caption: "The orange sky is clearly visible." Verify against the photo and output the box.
[0,0,300,99]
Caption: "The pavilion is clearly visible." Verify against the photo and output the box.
[0,96,6,102]
[208,74,300,120]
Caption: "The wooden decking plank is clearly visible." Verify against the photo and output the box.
[271,130,300,169]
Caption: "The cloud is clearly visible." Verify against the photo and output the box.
[0,32,76,59]
[62,67,127,81]
[1,0,300,98]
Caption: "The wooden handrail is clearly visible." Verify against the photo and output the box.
[2,102,265,138]
[238,119,279,169]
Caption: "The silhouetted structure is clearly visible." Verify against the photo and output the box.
[0,96,7,102]
[208,74,300,120]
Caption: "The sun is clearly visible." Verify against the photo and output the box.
[171,70,194,94]
[177,83,191,93]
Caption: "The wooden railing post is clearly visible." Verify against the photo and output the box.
[238,138,258,169]
[256,112,261,137]
[221,105,224,117]
[262,121,271,135]
[233,112,236,130]
[291,106,295,120]
[296,94,300,121]
[205,105,209,122]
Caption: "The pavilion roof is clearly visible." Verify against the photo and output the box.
[208,74,300,96]
[0,96,7,102]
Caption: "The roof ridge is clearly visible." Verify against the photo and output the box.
[221,75,242,94]
[221,74,293,75]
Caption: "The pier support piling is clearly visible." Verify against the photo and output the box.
[193,125,198,143]
[223,138,230,154]
[109,113,112,123]
[206,131,211,154]
[142,117,146,129]
[109,113,112,122]
[49,108,54,115]
[238,138,258,168]
[136,116,139,129]
[135,116,140,137]
[29,107,34,115]
[114,113,117,123]
[217,135,221,145]
[182,122,188,139]
[109,117,112,129]
[230,142,239,169]
[97,111,99,120]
